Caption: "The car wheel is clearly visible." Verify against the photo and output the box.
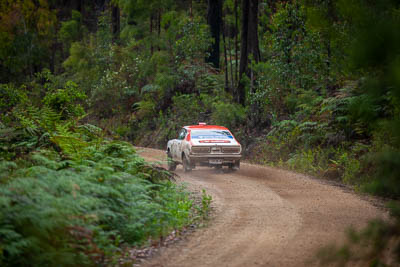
[182,154,192,172]
[228,161,240,171]
[235,160,240,169]
[167,152,177,171]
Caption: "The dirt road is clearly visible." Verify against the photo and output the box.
[137,147,386,267]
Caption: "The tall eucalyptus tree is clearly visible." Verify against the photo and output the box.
[206,0,222,68]
[237,0,260,105]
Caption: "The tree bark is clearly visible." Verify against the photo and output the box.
[234,0,239,87]
[228,36,234,90]
[206,0,222,69]
[71,0,82,12]
[111,2,120,42]
[157,10,161,36]
[157,10,161,51]
[325,0,337,93]
[237,0,260,105]
[237,0,249,105]
[248,0,260,63]
[222,19,229,92]
[150,14,154,55]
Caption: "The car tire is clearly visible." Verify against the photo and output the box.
[235,160,240,169]
[167,152,177,171]
[228,160,240,171]
[182,154,192,172]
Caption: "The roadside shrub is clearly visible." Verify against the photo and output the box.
[0,84,28,115]
[90,69,127,118]
[172,16,211,63]
[362,150,400,197]
[58,10,84,51]
[287,149,318,174]
[0,138,195,266]
[43,80,86,119]
[211,101,246,130]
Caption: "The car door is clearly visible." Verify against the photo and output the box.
[173,128,186,161]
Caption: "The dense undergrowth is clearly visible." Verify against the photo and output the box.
[246,87,398,192]
[0,84,208,266]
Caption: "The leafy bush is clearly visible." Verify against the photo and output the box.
[58,10,84,51]
[287,149,318,174]
[0,135,196,266]
[362,150,400,197]
[171,15,211,63]
[43,80,86,119]
[0,84,28,115]
[316,215,400,266]
[211,101,246,130]
[0,89,206,265]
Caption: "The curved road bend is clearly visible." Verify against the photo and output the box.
[137,147,386,267]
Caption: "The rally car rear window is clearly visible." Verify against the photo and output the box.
[191,130,233,139]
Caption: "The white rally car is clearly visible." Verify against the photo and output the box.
[166,123,242,172]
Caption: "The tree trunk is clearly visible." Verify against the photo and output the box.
[71,0,82,12]
[150,14,154,55]
[50,42,56,74]
[111,3,120,42]
[237,0,249,105]
[189,0,193,19]
[248,0,260,128]
[206,0,222,69]
[157,10,161,36]
[234,0,239,87]
[325,0,337,93]
[228,36,234,90]
[157,10,161,51]
[248,0,260,63]
[237,0,260,105]
[222,19,229,92]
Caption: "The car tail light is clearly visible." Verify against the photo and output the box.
[192,146,211,153]
[222,147,241,154]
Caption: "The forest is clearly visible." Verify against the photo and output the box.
[1,0,400,266]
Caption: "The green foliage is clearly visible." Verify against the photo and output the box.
[58,10,84,51]
[0,84,28,115]
[0,104,59,159]
[173,16,212,63]
[2,0,400,265]
[211,101,246,130]
[90,68,128,118]
[316,207,400,266]
[142,94,204,145]
[253,1,331,125]
[195,189,212,220]
[197,73,224,94]
[62,41,101,94]
[43,80,86,118]
[287,149,318,174]
[0,0,57,82]
[362,150,400,198]
[0,129,198,266]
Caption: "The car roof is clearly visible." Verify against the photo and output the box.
[184,125,229,130]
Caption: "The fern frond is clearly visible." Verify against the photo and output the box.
[50,135,89,160]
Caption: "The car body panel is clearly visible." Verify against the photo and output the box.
[167,124,242,169]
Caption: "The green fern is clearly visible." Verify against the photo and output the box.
[50,135,89,160]
[0,134,199,266]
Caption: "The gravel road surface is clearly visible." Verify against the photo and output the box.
[137,147,386,267]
